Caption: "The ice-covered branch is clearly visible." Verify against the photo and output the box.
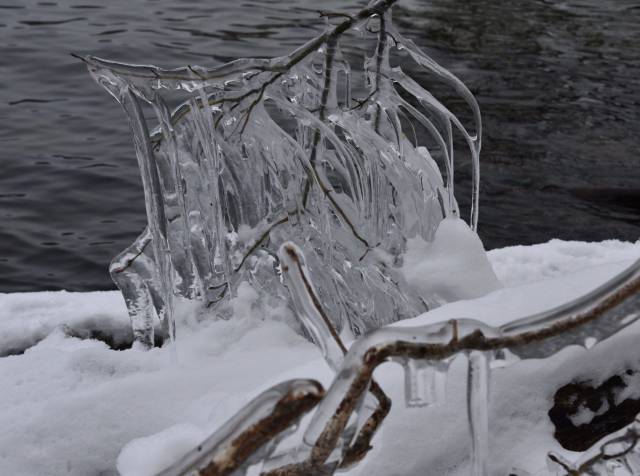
[156,380,324,476]
[293,257,640,475]
[278,242,391,470]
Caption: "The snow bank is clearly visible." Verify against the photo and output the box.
[0,238,639,475]
[0,290,131,356]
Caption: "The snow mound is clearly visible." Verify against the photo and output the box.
[402,218,502,304]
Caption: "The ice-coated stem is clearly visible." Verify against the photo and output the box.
[277,242,391,470]
[156,380,324,476]
[278,242,346,370]
[467,351,490,476]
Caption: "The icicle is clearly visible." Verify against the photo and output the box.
[119,87,175,346]
[387,24,482,230]
[467,351,490,476]
[303,319,458,446]
[626,451,640,473]
[403,359,449,408]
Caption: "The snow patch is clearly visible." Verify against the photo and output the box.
[401,218,502,304]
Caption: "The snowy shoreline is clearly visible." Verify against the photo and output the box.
[1,238,639,475]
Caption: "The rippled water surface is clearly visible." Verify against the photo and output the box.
[1,0,639,292]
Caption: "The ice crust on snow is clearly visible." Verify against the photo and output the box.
[1,238,639,475]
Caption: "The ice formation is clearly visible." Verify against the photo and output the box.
[82,0,481,348]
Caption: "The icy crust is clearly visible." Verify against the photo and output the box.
[1,239,639,475]
[0,304,332,476]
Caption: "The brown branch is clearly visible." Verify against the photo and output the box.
[372,14,388,133]
[339,379,391,469]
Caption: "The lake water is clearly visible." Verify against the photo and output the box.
[1,0,639,292]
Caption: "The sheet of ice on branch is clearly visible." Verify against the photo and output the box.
[82,1,491,349]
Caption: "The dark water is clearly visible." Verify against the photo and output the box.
[1,0,639,293]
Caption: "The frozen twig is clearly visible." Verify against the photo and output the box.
[158,380,324,476]
[278,243,391,470]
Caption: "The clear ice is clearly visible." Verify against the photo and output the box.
[83,4,481,348]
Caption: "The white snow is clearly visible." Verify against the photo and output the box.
[401,218,502,305]
[1,237,639,476]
